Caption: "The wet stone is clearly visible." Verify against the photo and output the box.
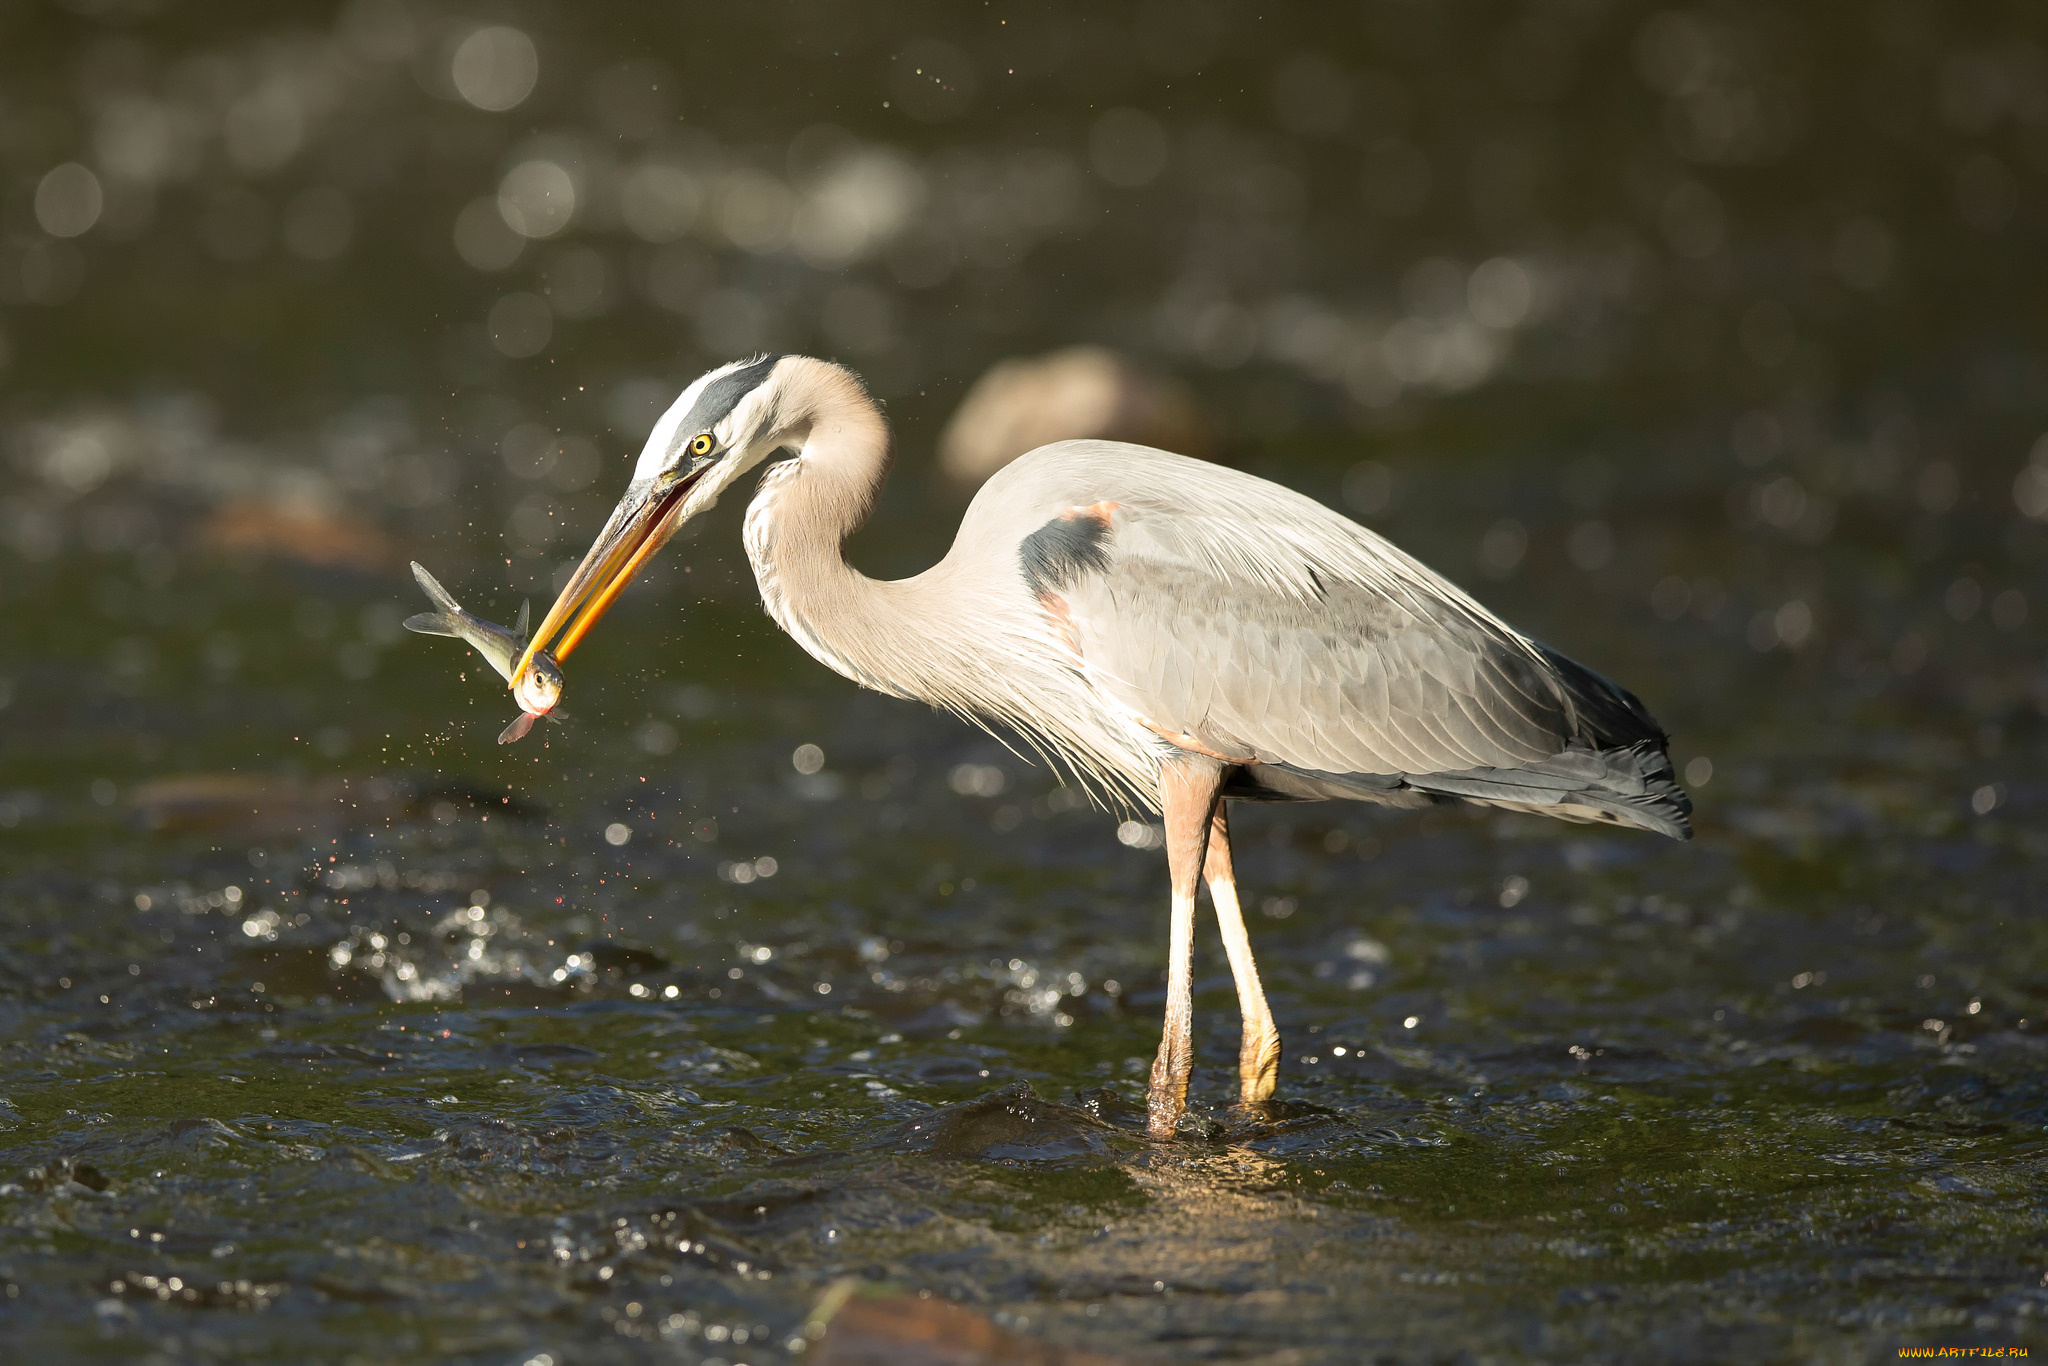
[10,1158,110,1193]
[882,1083,1136,1165]
[816,1292,1132,1365]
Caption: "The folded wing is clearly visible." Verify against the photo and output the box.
[1027,475,1688,838]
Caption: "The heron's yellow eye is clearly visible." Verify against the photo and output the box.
[689,432,715,457]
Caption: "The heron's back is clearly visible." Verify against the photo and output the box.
[962,441,1690,839]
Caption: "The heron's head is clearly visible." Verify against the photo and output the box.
[510,354,791,689]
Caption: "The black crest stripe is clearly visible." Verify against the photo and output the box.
[679,353,783,439]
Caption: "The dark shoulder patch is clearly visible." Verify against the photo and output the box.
[1020,507,1114,597]
[680,354,783,436]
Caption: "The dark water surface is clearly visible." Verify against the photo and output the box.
[5,2,2048,1362]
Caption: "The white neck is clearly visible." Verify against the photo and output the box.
[734,357,1160,806]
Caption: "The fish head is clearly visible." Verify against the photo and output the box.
[512,649,564,715]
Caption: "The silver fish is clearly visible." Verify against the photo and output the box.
[404,562,564,744]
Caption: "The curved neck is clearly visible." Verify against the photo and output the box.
[764,358,894,544]
[734,357,1160,807]
[742,361,934,699]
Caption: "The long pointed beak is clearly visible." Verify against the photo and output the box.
[510,465,705,690]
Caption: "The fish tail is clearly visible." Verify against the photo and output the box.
[410,562,465,616]
[403,612,462,637]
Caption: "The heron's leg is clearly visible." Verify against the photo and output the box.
[1147,755,1225,1141]
[1204,803,1280,1108]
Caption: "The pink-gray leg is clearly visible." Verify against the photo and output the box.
[1147,756,1226,1140]
[1203,802,1280,1107]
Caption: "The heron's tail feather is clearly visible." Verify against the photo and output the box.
[1250,739,1692,840]
[1403,739,1692,840]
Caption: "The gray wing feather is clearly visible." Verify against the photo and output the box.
[971,440,1686,835]
[1069,563,1550,775]
[1040,485,1685,836]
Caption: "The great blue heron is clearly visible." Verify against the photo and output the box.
[510,354,1691,1139]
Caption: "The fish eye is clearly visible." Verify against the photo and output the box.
[515,652,564,713]
[689,432,715,457]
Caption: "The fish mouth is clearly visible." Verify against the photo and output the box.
[512,650,564,714]
[509,463,707,693]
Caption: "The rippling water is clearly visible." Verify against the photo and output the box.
[5,1,2048,1362]
[8,430,2046,1361]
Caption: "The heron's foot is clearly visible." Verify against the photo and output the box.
[1238,1023,1281,1108]
[1146,1050,1191,1141]
[1146,1090,1227,1143]
[1145,1079,1185,1141]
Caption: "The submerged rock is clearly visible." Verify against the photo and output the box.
[814,1290,1129,1365]
[881,1082,1135,1165]
[195,497,398,574]
[936,346,1216,488]
[124,772,540,839]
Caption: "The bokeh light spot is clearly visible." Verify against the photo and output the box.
[35,164,103,239]
[452,27,539,112]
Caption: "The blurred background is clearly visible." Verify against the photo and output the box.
[5,0,2048,716]
[5,2,2048,1362]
